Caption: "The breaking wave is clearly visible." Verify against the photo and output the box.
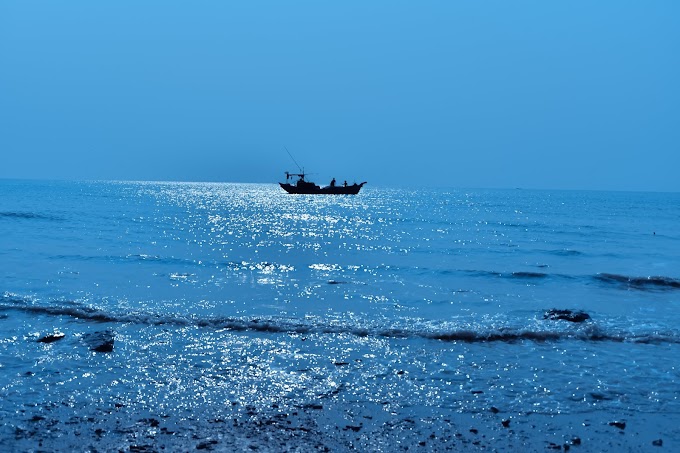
[2,294,679,345]
[440,269,680,291]
[509,271,549,279]
[48,253,202,266]
[46,254,293,273]
[594,273,680,291]
[547,249,584,257]
[461,270,565,281]
[0,211,62,221]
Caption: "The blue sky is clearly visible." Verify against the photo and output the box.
[1,1,678,190]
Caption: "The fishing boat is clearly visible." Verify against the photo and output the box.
[279,172,367,195]
[279,147,366,194]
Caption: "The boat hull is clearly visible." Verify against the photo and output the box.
[279,182,366,195]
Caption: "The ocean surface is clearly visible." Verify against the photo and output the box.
[1,179,680,451]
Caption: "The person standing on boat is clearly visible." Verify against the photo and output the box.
[330,178,336,187]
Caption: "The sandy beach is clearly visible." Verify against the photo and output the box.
[7,395,678,452]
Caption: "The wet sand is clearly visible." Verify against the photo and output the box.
[6,397,678,452]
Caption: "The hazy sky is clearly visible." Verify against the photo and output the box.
[1,1,678,190]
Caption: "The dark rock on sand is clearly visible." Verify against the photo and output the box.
[196,439,219,450]
[38,332,66,343]
[501,419,511,428]
[608,421,626,430]
[139,418,160,427]
[300,404,323,410]
[568,436,581,445]
[83,330,115,352]
[489,407,500,414]
[589,392,614,401]
[544,309,591,323]
[652,439,663,447]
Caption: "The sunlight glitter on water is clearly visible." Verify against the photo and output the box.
[3,181,680,450]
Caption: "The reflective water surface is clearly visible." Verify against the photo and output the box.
[1,180,680,450]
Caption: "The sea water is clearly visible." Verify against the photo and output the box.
[1,179,679,451]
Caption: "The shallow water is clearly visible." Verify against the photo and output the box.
[1,180,680,450]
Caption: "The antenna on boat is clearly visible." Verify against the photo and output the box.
[284,146,303,174]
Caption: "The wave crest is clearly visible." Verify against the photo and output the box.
[2,295,679,345]
[0,211,61,221]
[595,273,680,291]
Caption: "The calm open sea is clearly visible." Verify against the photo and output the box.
[1,179,679,450]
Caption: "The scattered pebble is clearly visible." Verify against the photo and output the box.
[569,436,581,445]
[83,330,115,353]
[196,439,218,450]
[608,421,626,430]
[544,309,591,323]
[37,332,66,343]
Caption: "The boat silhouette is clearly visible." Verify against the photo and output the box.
[279,172,367,195]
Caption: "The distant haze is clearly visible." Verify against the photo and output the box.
[1,1,678,191]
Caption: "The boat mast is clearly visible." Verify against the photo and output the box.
[284,146,304,177]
